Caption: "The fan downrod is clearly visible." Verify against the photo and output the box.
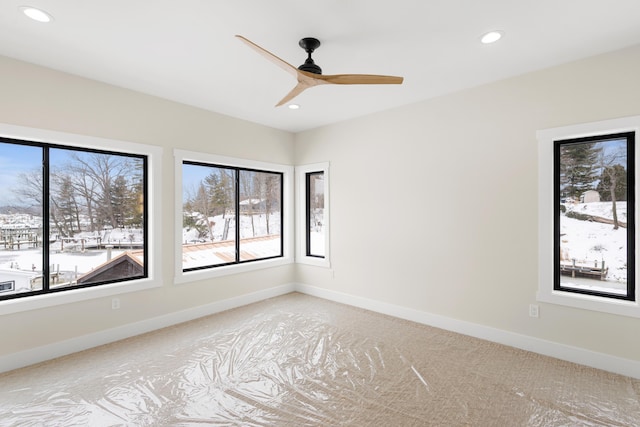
[298,37,322,75]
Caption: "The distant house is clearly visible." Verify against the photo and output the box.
[77,250,144,285]
[239,198,266,213]
[0,269,36,295]
[580,190,600,203]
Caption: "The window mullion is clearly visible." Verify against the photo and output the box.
[235,168,240,263]
[42,147,50,292]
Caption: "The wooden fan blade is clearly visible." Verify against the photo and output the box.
[316,74,404,85]
[235,35,298,77]
[236,35,403,106]
[275,82,310,107]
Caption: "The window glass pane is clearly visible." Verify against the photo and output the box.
[48,148,145,287]
[182,163,237,269]
[238,170,282,261]
[0,142,43,295]
[307,172,325,257]
[556,134,634,299]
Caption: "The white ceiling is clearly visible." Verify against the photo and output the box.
[2,1,640,133]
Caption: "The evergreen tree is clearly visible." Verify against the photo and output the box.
[56,175,80,236]
[207,170,234,218]
[191,183,215,240]
[110,175,129,228]
[125,159,144,227]
[559,142,601,200]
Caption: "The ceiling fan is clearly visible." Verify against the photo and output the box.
[236,35,404,107]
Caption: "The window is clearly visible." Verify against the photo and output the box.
[538,116,640,317]
[0,137,147,301]
[306,172,325,257]
[554,133,634,300]
[0,281,15,293]
[182,162,282,270]
[296,163,330,267]
[175,150,293,282]
[0,123,162,315]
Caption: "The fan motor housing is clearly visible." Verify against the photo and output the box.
[298,37,322,74]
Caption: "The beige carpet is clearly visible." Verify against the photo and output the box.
[1,292,639,426]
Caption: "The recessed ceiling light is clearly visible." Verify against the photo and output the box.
[481,30,503,44]
[288,104,300,110]
[19,6,53,23]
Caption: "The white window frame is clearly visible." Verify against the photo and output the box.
[537,116,640,317]
[0,123,163,315]
[295,162,330,268]
[174,149,294,283]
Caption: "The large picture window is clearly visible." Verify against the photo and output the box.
[554,132,635,300]
[180,157,287,274]
[0,137,147,301]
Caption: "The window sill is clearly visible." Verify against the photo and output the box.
[296,256,331,268]
[0,277,162,315]
[174,256,293,284]
[537,288,640,318]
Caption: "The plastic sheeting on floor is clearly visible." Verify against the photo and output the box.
[1,293,639,426]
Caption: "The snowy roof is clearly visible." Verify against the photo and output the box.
[77,250,144,284]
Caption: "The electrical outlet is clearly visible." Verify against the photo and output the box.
[529,304,539,318]
[112,298,121,310]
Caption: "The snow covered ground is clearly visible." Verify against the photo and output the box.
[0,226,137,295]
[182,213,282,269]
[183,213,281,243]
[0,227,137,275]
[560,201,628,294]
[566,200,627,223]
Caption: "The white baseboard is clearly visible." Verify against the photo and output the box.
[295,283,640,380]
[3,282,639,380]
[0,283,295,374]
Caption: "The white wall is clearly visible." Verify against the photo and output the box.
[0,55,295,357]
[2,43,640,372]
[294,44,640,363]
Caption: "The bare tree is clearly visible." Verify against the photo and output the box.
[257,172,280,236]
[240,170,256,237]
[597,143,627,230]
[67,152,134,229]
[67,162,99,231]
[13,169,43,210]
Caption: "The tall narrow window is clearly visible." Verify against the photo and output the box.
[554,132,635,301]
[0,137,148,301]
[296,162,329,267]
[182,161,283,271]
[306,171,325,258]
